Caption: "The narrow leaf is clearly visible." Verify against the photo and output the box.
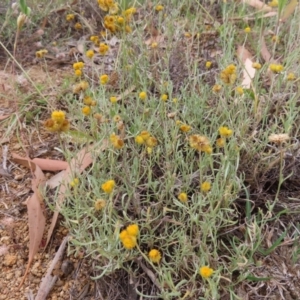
[280,0,298,22]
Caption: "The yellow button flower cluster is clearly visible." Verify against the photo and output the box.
[119,224,139,249]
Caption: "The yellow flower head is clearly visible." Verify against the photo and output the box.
[83,96,93,106]
[235,86,244,95]
[201,181,211,193]
[98,0,119,14]
[135,135,144,145]
[100,74,109,85]
[269,64,284,73]
[110,133,124,149]
[151,42,158,48]
[121,235,137,249]
[139,91,147,100]
[140,131,151,141]
[155,5,164,11]
[188,134,211,153]
[90,35,99,44]
[113,115,121,122]
[287,73,296,81]
[75,69,82,77]
[36,49,48,58]
[205,61,212,69]
[179,124,191,133]
[126,224,139,236]
[216,138,225,148]
[110,96,118,103]
[268,0,278,7]
[66,14,75,21]
[212,84,222,93]
[82,106,91,116]
[86,50,94,59]
[99,43,109,55]
[161,94,168,101]
[199,266,213,278]
[94,199,106,211]
[73,62,84,70]
[51,110,65,123]
[220,64,237,85]
[145,136,158,148]
[101,179,115,194]
[70,178,79,187]
[252,62,262,70]
[244,26,251,33]
[148,249,162,263]
[178,192,188,203]
[219,126,233,138]
[74,22,82,30]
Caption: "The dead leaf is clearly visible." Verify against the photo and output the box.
[32,158,68,171]
[45,146,98,247]
[260,34,271,62]
[0,115,11,120]
[280,0,298,22]
[46,170,66,189]
[242,0,273,12]
[35,236,69,300]
[18,158,46,287]
[237,46,256,89]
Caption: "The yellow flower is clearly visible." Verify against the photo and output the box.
[155,5,164,11]
[123,7,136,18]
[121,234,137,249]
[66,14,75,21]
[287,73,296,81]
[235,86,244,95]
[135,135,144,145]
[74,69,82,77]
[145,136,158,148]
[101,180,115,194]
[178,192,188,203]
[110,96,118,103]
[272,35,279,43]
[146,147,153,155]
[70,178,79,187]
[73,62,84,70]
[82,106,91,116]
[98,0,119,14]
[74,22,82,30]
[188,134,211,153]
[83,96,93,106]
[220,64,237,85]
[36,49,48,58]
[148,249,162,263]
[244,26,251,33]
[268,0,278,7]
[212,84,222,93]
[100,74,109,85]
[151,42,158,48]
[79,81,89,91]
[110,133,124,149]
[94,199,106,211]
[184,32,192,38]
[199,266,214,278]
[161,94,168,101]
[219,126,233,138]
[113,115,121,122]
[126,224,139,236]
[252,62,262,70]
[173,98,178,103]
[179,124,191,133]
[86,50,94,59]
[90,35,99,44]
[51,110,65,123]
[201,181,211,193]
[140,131,151,141]
[269,64,284,73]
[99,43,109,55]
[139,91,147,100]
[205,61,212,69]
[216,138,225,148]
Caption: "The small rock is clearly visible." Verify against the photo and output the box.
[6,272,13,280]
[4,254,17,266]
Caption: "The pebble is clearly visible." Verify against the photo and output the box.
[4,254,17,266]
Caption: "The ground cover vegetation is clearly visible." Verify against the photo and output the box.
[1,0,300,299]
